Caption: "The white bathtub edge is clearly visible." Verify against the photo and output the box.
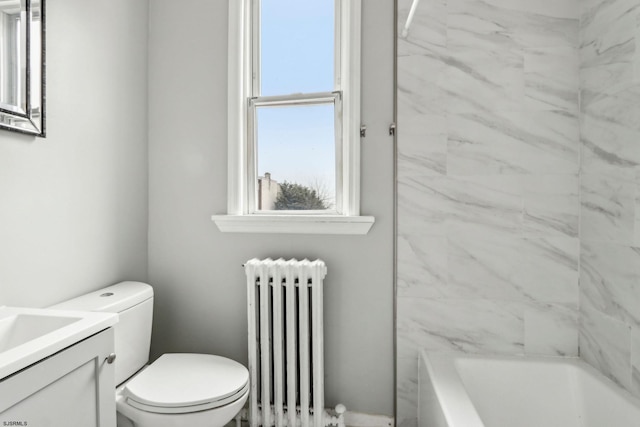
[419,350,485,427]
[418,351,640,427]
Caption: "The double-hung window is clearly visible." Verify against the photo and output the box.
[214,0,374,234]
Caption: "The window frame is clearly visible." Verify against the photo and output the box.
[214,0,374,234]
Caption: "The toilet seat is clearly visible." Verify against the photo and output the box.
[126,381,250,414]
[123,353,250,415]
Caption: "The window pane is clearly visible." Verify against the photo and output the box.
[260,0,335,96]
[256,103,336,211]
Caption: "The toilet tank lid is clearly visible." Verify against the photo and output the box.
[50,281,153,313]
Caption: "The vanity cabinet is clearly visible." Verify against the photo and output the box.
[0,328,116,427]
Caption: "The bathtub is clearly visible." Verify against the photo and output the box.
[418,351,640,427]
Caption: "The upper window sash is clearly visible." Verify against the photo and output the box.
[250,0,341,97]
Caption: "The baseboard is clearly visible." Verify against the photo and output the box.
[344,411,394,427]
[227,409,394,427]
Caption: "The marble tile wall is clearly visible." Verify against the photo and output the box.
[578,0,640,397]
[396,0,580,425]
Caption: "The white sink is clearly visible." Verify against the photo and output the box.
[0,306,118,380]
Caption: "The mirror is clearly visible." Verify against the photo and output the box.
[0,0,45,137]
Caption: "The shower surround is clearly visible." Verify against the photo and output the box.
[579,0,640,397]
[396,0,580,425]
[396,0,640,424]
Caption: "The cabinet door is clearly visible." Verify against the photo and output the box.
[0,328,116,427]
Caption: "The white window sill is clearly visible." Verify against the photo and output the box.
[211,214,375,235]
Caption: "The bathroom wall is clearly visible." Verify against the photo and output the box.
[0,0,148,307]
[578,0,640,396]
[147,0,394,416]
[396,0,580,425]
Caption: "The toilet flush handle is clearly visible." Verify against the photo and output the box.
[106,353,117,364]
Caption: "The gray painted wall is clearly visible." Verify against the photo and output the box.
[0,0,148,307]
[147,0,394,416]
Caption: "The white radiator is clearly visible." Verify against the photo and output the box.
[244,258,345,427]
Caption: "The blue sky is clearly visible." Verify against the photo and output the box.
[260,0,335,96]
[256,0,337,206]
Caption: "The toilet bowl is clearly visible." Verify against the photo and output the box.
[50,281,249,427]
[115,354,249,427]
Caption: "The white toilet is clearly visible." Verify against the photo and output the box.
[50,281,249,427]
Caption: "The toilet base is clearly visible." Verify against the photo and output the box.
[116,410,135,427]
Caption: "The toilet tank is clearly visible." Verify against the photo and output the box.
[50,281,154,386]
